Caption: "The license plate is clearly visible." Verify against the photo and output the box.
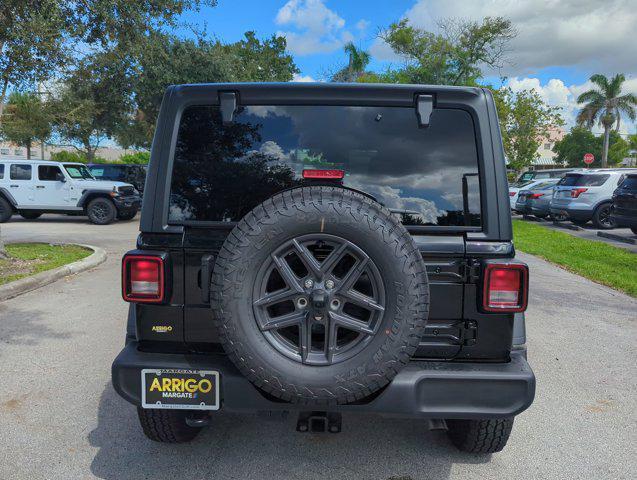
[141,369,220,410]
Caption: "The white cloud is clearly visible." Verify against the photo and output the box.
[506,75,637,133]
[275,0,354,55]
[292,73,316,82]
[370,0,637,77]
[355,19,370,31]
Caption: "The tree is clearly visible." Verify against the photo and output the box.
[576,74,637,168]
[0,1,216,122]
[0,1,68,120]
[332,42,371,82]
[553,127,628,167]
[369,17,516,85]
[493,87,563,172]
[552,127,600,167]
[52,52,132,160]
[116,32,298,149]
[0,92,52,158]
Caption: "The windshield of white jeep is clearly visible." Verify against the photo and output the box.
[64,164,95,180]
[168,105,482,227]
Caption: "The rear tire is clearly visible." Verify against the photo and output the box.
[447,418,514,453]
[592,203,616,230]
[631,227,637,235]
[19,211,42,220]
[87,197,116,225]
[137,408,202,443]
[0,197,12,223]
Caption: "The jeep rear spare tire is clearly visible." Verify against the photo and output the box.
[210,186,430,404]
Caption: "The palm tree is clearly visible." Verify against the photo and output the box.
[332,42,371,82]
[576,74,637,168]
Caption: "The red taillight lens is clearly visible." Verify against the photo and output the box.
[571,188,588,198]
[509,191,516,197]
[482,263,528,312]
[302,169,345,179]
[122,255,164,303]
[528,193,544,199]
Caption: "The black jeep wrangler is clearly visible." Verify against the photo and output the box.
[112,83,534,453]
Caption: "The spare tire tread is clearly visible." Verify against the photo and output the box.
[211,186,429,405]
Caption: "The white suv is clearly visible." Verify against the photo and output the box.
[549,169,637,229]
[0,159,142,224]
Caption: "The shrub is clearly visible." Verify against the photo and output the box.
[50,151,108,164]
[119,151,150,164]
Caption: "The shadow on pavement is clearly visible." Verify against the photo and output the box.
[0,303,73,352]
[89,383,490,480]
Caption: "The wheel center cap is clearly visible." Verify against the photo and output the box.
[310,289,327,310]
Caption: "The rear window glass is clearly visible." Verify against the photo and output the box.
[559,174,609,187]
[619,176,637,189]
[10,164,31,180]
[169,105,482,227]
[533,181,558,190]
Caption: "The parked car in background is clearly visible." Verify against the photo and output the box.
[515,168,573,184]
[610,173,637,234]
[88,163,147,195]
[509,178,555,210]
[0,159,141,224]
[514,179,560,218]
[550,169,637,229]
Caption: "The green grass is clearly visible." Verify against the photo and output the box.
[0,243,91,285]
[513,220,637,297]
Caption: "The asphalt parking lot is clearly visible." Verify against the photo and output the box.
[1,215,636,480]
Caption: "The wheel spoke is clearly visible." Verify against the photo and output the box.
[299,319,313,363]
[253,288,298,307]
[325,316,339,363]
[336,256,369,294]
[291,239,322,277]
[341,289,385,312]
[329,311,374,335]
[272,254,303,293]
[260,311,307,331]
[318,242,349,276]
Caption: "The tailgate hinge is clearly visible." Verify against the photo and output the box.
[460,320,477,346]
[462,260,482,283]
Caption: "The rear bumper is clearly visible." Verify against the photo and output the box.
[112,342,536,419]
[550,207,592,222]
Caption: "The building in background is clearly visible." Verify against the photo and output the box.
[531,126,566,170]
[0,140,137,162]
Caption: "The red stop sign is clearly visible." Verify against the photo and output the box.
[583,153,594,165]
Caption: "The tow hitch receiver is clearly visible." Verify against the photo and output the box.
[296,411,342,433]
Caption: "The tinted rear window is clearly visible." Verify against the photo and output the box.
[619,176,637,190]
[169,105,481,227]
[559,174,609,187]
[10,164,31,180]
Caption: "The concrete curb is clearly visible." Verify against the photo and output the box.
[597,231,637,245]
[0,244,107,302]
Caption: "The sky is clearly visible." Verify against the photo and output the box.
[179,0,637,134]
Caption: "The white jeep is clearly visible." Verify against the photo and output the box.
[0,159,142,224]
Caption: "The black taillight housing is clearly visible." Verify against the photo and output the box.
[122,252,167,303]
[481,261,529,313]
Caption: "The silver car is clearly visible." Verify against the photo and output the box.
[514,179,560,218]
[550,169,637,228]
